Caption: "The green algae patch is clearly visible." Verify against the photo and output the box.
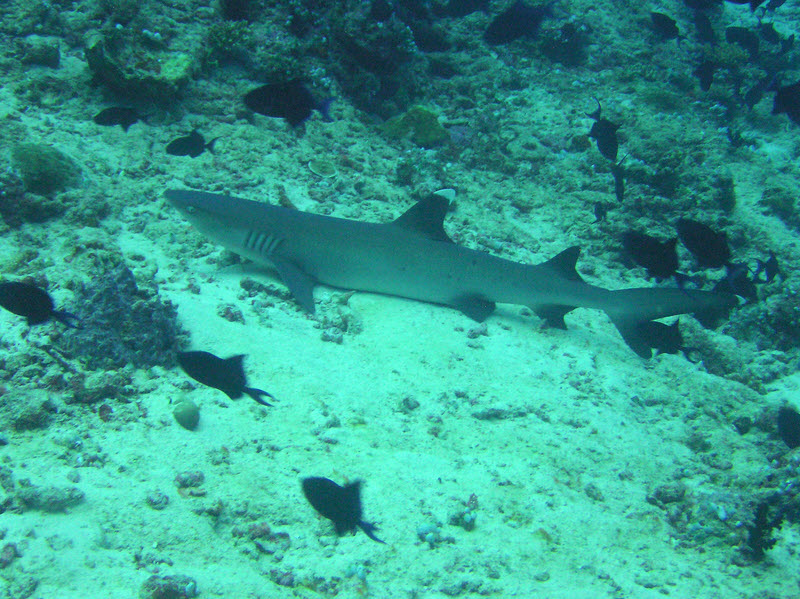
[383,105,449,148]
[11,143,80,195]
[160,53,194,88]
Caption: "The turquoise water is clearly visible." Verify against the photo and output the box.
[0,0,798,597]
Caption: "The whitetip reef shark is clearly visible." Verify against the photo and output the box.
[165,189,738,358]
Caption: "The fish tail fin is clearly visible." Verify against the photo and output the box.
[317,97,334,122]
[53,310,80,329]
[206,137,221,154]
[359,520,386,544]
[244,387,275,407]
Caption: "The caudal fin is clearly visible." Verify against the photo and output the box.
[605,287,739,359]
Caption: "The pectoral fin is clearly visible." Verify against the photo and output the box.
[273,257,317,313]
[452,295,496,321]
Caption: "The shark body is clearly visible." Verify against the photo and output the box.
[165,189,738,357]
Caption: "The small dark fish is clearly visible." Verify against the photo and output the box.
[483,0,551,46]
[772,80,800,125]
[0,281,78,327]
[726,26,759,56]
[779,33,794,54]
[754,251,781,283]
[694,60,716,92]
[611,156,626,203]
[622,232,679,280]
[93,107,140,131]
[651,12,680,40]
[677,219,731,268]
[778,407,800,449]
[714,262,758,302]
[593,202,607,223]
[586,99,620,161]
[244,79,332,127]
[693,11,716,44]
[301,477,385,543]
[166,130,219,158]
[635,320,684,357]
[759,21,781,44]
[177,350,274,406]
[743,74,773,109]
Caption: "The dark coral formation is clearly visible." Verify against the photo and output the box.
[10,143,81,196]
[55,264,185,370]
[723,279,800,354]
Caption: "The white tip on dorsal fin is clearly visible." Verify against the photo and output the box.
[433,188,456,201]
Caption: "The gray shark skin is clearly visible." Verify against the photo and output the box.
[165,189,738,358]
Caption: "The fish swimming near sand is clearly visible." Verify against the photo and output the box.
[650,12,680,40]
[165,189,739,359]
[177,350,274,406]
[93,107,140,131]
[302,477,384,543]
[166,130,219,158]
[0,281,78,327]
[244,80,332,127]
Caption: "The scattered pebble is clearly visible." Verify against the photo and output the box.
[139,574,198,599]
[174,471,204,489]
[173,399,200,431]
[15,481,85,512]
[146,490,170,511]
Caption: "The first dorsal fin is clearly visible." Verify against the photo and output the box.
[543,246,584,283]
[391,193,453,243]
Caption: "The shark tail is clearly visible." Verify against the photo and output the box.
[604,287,739,359]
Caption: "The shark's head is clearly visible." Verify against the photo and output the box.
[166,189,226,220]
[165,189,263,250]
[165,189,260,234]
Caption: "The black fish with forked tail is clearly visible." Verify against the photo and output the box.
[586,99,620,161]
[177,350,274,406]
[93,107,140,131]
[0,281,78,327]
[166,130,219,158]
[302,477,385,543]
[244,80,332,127]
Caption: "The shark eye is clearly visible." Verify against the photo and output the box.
[186,206,196,215]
